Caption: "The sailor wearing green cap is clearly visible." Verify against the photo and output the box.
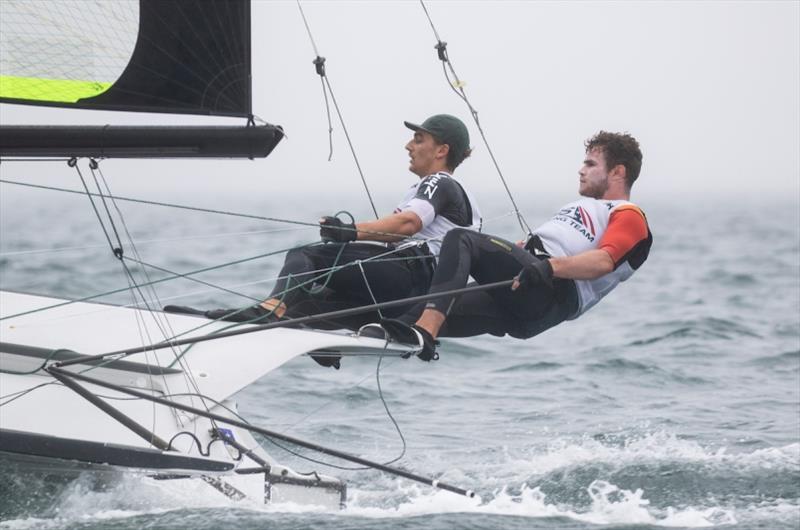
[165,114,482,367]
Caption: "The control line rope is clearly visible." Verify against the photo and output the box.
[296,0,379,219]
[418,0,532,236]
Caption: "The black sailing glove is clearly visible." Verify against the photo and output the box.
[514,258,554,291]
[319,216,357,243]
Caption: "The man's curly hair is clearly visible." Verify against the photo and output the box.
[585,131,642,189]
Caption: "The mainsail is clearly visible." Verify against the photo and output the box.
[0,0,282,158]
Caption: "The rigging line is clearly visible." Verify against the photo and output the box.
[295,0,379,219]
[54,279,516,367]
[72,161,118,256]
[0,243,303,322]
[296,0,321,56]
[376,356,407,465]
[0,348,74,376]
[0,179,319,227]
[123,255,261,304]
[47,366,475,498]
[320,72,334,161]
[0,242,433,325]
[44,369,247,501]
[295,0,334,160]
[419,0,442,42]
[142,240,424,319]
[357,260,384,320]
[89,164,182,400]
[129,253,438,312]
[256,241,428,307]
[125,279,161,434]
[0,225,309,258]
[0,178,426,243]
[296,241,348,296]
[89,161,125,256]
[95,165,206,420]
[282,356,399,431]
[322,75,379,219]
[418,0,532,236]
[0,179,420,241]
[162,247,394,359]
[74,160,179,407]
[66,248,328,361]
[0,381,58,407]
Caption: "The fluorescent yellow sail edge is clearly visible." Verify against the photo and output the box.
[0,75,112,103]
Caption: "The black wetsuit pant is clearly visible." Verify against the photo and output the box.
[270,242,435,330]
[416,228,579,339]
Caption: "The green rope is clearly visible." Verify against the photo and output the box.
[0,348,72,375]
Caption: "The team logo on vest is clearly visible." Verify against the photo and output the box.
[554,205,596,242]
[420,173,446,200]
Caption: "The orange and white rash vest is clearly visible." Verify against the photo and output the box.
[533,198,652,318]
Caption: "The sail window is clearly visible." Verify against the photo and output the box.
[0,0,139,103]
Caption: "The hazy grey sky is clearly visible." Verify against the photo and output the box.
[1,1,798,215]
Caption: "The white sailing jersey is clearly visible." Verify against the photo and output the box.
[394,171,482,257]
[533,198,651,318]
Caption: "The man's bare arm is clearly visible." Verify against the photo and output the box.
[355,211,423,242]
[550,249,614,280]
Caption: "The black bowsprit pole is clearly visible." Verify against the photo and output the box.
[46,366,477,498]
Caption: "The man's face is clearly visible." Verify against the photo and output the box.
[578,147,610,198]
[406,131,447,177]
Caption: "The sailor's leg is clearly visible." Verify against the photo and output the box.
[266,243,376,308]
[421,230,524,307]
[320,246,428,310]
[436,289,510,338]
[287,291,381,330]
[267,246,327,308]
[417,229,543,338]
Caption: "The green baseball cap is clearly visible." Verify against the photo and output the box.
[404,114,470,160]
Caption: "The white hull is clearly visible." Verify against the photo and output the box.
[0,290,416,507]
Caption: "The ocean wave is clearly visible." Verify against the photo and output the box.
[630,318,762,346]
[492,361,564,373]
[584,359,711,385]
[516,432,799,476]
[343,480,740,528]
[747,349,800,369]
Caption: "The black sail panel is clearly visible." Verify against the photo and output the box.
[0,0,253,117]
[87,0,252,116]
